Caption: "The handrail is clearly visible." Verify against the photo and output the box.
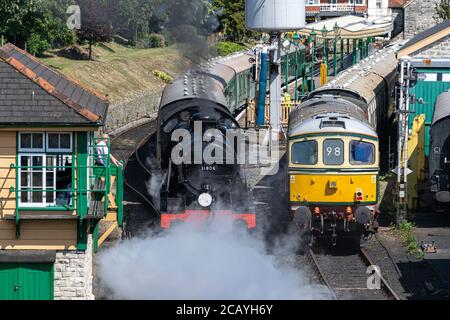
[10,151,120,238]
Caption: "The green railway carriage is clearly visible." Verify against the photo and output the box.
[223,47,307,114]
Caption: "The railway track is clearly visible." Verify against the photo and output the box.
[306,247,401,300]
[109,119,159,237]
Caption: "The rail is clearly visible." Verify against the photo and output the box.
[306,247,401,300]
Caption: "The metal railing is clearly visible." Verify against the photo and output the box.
[9,137,124,238]
[319,4,363,12]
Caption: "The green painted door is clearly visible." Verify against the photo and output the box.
[409,69,450,155]
[0,263,54,300]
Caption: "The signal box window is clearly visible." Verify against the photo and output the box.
[18,132,73,208]
[323,139,344,165]
[350,141,375,165]
[292,141,318,165]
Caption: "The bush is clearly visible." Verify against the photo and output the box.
[153,70,174,83]
[149,34,166,48]
[209,41,247,57]
[27,33,50,56]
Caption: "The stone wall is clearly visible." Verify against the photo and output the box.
[103,89,163,133]
[414,35,450,57]
[404,0,440,38]
[54,235,94,300]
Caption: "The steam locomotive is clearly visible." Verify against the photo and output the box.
[429,90,450,222]
[155,53,257,229]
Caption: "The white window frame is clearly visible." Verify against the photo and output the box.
[46,132,73,153]
[17,131,74,208]
[18,154,56,208]
[18,132,45,152]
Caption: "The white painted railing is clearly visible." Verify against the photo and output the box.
[319,4,358,12]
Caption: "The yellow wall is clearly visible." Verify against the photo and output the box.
[0,131,80,250]
[0,220,77,250]
[0,131,16,219]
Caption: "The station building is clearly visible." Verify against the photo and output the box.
[0,43,122,300]
[397,19,450,154]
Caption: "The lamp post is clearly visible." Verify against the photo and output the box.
[283,34,291,93]
[310,29,316,92]
[333,22,339,77]
[293,32,300,101]
[321,25,328,77]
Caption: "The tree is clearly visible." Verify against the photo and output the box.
[435,0,450,22]
[76,0,114,60]
[0,0,75,55]
[211,0,254,42]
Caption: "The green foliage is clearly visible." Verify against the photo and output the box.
[27,33,50,56]
[435,0,450,21]
[209,41,246,56]
[0,0,75,55]
[393,221,424,258]
[153,70,174,83]
[211,0,256,42]
[148,34,165,48]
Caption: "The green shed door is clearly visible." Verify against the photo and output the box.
[409,69,450,156]
[0,263,54,300]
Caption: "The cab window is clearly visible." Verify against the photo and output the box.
[350,141,375,165]
[323,139,344,165]
[292,141,317,165]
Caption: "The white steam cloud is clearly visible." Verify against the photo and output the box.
[97,217,331,300]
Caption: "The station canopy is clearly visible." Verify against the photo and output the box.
[298,15,394,40]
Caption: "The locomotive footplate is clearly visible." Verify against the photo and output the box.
[160,210,256,229]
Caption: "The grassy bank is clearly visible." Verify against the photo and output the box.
[40,42,193,102]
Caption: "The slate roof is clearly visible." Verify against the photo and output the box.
[0,43,108,126]
[401,18,450,52]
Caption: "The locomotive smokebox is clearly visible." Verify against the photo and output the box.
[245,0,306,32]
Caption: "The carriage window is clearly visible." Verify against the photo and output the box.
[292,141,318,165]
[323,139,344,165]
[350,141,375,165]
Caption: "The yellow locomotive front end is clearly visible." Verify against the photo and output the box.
[288,115,380,246]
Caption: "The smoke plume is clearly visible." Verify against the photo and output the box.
[97,217,331,299]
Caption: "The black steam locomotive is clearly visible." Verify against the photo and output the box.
[429,90,450,221]
[155,53,257,229]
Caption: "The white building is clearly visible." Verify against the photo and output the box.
[368,0,392,19]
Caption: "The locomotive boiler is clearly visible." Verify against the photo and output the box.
[155,53,257,229]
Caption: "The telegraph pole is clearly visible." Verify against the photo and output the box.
[396,56,412,228]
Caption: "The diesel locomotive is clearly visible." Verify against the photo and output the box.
[288,45,400,246]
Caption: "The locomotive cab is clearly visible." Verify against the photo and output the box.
[288,113,380,246]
